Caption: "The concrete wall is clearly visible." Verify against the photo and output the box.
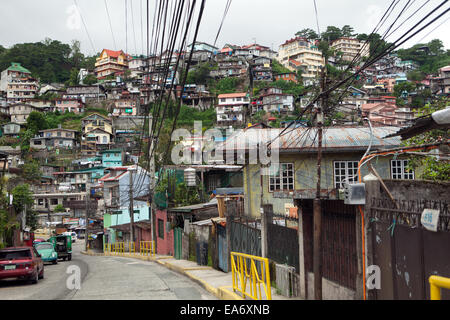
[307,273,356,300]
[112,116,146,131]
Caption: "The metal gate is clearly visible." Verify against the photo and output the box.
[230,216,261,257]
[369,197,450,300]
[174,227,182,260]
[302,200,358,290]
[267,220,299,272]
[217,224,228,272]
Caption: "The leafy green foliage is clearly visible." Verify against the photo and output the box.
[82,74,98,85]
[173,182,202,207]
[186,62,217,85]
[396,39,450,74]
[54,204,66,213]
[12,184,37,231]
[66,67,80,86]
[296,28,319,40]
[20,160,42,182]
[356,33,390,59]
[271,60,292,75]
[26,111,48,135]
[0,38,97,83]
[404,98,449,182]
[210,77,241,94]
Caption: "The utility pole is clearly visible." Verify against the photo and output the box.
[84,190,89,251]
[129,167,135,243]
[313,63,327,300]
[148,115,156,246]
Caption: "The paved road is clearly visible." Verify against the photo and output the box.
[0,242,216,300]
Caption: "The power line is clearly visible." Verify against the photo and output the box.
[313,0,321,38]
[130,0,138,55]
[104,0,117,50]
[416,15,450,44]
[213,0,233,47]
[73,0,96,54]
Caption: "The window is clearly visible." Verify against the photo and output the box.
[269,163,294,192]
[391,160,414,180]
[220,98,226,103]
[158,219,164,239]
[50,198,58,205]
[334,161,359,189]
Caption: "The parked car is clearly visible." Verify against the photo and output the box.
[34,242,58,264]
[0,247,44,284]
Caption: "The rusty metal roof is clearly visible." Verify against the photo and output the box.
[219,126,402,152]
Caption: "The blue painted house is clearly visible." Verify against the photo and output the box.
[101,149,124,168]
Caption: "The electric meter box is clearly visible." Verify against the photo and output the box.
[344,183,366,205]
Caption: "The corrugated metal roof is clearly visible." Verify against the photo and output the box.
[219,126,402,151]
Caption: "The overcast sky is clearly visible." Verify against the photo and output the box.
[0,0,448,56]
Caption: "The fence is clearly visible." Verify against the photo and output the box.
[229,216,261,257]
[429,276,450,300]
[105,241,155,257]
[275,264,300,298]
[366,180,450,300]
[140,241,156,256]
[266,211,299,273]
[231,251,271,300]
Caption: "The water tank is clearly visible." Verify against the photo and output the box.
[184,168,196,187]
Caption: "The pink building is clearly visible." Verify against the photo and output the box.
[54,99,85,114]
[155,209,174,256]
[362,96,413,126]
[112,96,137,116]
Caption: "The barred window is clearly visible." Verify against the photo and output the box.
[269,163,294,192]
[391,160,414,180]
[334,161,359,189]
[158,219,164,239]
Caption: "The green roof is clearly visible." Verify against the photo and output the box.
[7,62,31,74]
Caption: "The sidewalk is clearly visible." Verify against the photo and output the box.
[82,250,300,300]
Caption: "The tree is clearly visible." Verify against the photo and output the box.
[12,184,37,231]
[70,40,84,69]
[357,33,390,58]
[393,81,416,98]
[83,74,98,85]
[21,160,42,182]
[26,111,48,135]
[186,62,216,85]
[67,67,80,86]
[321,26,343,42]
[296,28,319,40]
[341,25,355,37]
[405,98,450,181]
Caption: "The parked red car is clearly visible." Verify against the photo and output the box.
[0,247,44,284]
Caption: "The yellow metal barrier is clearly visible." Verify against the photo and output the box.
[430,275,450,300]
[129,241,136,254]
[140,241,155,256]
[230,252,271,300]
[114,242,124,254]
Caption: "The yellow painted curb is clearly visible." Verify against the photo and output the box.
[185,272,219,297]
[218,286,244,300]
